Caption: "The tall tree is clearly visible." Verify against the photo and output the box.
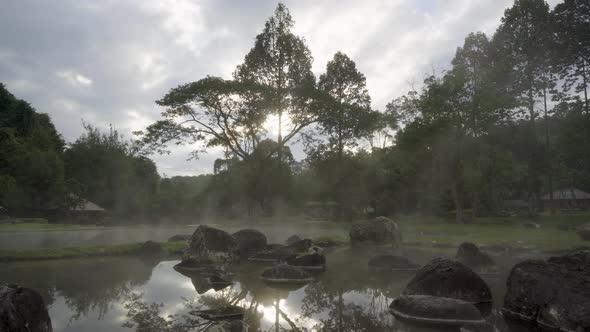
[234,3,316,165]
[553,0,590,114]
[317,52,375,162]
[493,0,553,212]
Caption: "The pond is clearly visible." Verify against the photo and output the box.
[0,243,540,331]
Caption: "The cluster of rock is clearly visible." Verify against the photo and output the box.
[455,242,494,270]
[390,258,492,329]
[503,250,590,331]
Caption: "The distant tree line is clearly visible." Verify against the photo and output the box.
[2,0,589,223]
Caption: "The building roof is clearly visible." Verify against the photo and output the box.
[541,188,590,200]
[71,199,105,212]
[69,194,105,212]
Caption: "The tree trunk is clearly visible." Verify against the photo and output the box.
[583,59,589,115]
[543,86,554,214]
[451,183,464,223]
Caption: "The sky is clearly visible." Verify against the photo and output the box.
[0,0,560,176]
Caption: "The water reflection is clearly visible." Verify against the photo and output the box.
[0,246,536,331]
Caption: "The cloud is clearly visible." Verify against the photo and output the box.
[56,70,93,87]
[0,0,562,175]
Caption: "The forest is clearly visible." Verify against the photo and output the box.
[1,0,589,223]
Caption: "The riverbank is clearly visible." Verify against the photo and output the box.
[0,241,187,262]
[0,213,588,261]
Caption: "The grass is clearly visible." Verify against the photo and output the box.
[307,212,590,252]
[0,222,102,233]
[398,213,590,252]
[0,241,187,262]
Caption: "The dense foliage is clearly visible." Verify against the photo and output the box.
[2,0,589,223]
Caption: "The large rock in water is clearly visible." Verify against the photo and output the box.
[248,245,296,263]
[0,284,52,332]
[402,258,492,304]
[390,295,485,326]
[260,264,313,284]
[287,253,326,271]
[503,250,590,331]
[185,225,237,262]
[137,241,167,256]
[232,229,267,259]
[349,216,401,246]
[455,242,494,269]
[286,238,312,253]
[286,235,302,245]
[577,224,590,241]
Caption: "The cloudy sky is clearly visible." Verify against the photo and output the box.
[0,0,559,176]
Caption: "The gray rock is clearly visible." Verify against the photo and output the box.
[577,224,590,241]
[185,225,237,262]
[0,284,52,332]
[248,245,297,263]
[521,222,540,229]
[503,250,590,331]
[287,253,326,271]
[232,229,267,259]
[286,235,302,245]
[403,258,492,304]
[349,216,401,246]
[455,242,494,269]
[287,238,312,253]
[137,241,167,256]
[260,264,313,284]
[389,295,485,326]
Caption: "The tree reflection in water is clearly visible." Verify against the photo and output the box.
[1,256,156,322]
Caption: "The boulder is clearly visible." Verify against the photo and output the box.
[503,250,590,331]
[287,253,326,271]
[314,240,339,248]
[368,254,419,271]
[286,235,302,245]
[185,225,237,262]
[455,242,494,269]
[402,258,492,304]
[577,224,590,241]
[287,238,312,253]
[248,245,297,263]
[349,216,401,246]
[232,229,267,259]
[389,295,485,326]
[168,234,191,242]
[0,284,52,332]
[521,222,540,229]
[260,264,313,284]
[137,241,167,256]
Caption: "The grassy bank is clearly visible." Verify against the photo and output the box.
[398,214,589,252]
[0,222,102,233]
[0,241,187,262]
